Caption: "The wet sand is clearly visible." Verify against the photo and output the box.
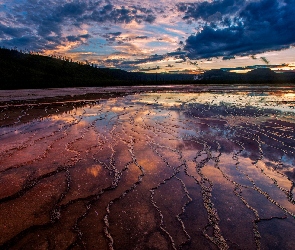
[0,85,295,249]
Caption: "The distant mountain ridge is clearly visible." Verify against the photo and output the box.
[201,68,295,84]
[1,48,295,89]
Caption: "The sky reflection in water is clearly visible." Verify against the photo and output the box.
[0,86,295,249]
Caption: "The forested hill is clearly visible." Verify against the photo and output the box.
[0,48,136,89]
[0,48,193,89]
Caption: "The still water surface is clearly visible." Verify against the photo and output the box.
[0,85,295,249]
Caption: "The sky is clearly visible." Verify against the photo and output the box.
[1,0,295,73]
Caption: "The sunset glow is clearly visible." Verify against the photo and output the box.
[1,0,295,73]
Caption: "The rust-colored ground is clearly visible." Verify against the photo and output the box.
[1,86,295,249]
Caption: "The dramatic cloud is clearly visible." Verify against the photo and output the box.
[102,53,167,71]
[66,34,91,42]
[0,0,156,50]
[0,24,29,39]
[180,0,295,59]
[177,0,244,22]
[0,0,295,71]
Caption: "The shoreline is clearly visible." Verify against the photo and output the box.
[0,84,295,104]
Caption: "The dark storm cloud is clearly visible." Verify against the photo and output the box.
[135,36,148,39]
[101,32,122,42]
[103,53,167,71]
[177,0,244,22]
[167,51,186,56]
[0,0,156,51]
[120,54,167,65]
[87,4,156,24]
[1,1,88,49]
[0,24,30,39]
[108,32,122,37]
[179,0,295,59]
[222,55,235,60]
[66,34,91,42]
[0,35,61,51]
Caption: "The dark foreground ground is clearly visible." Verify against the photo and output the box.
[0,85,295,249]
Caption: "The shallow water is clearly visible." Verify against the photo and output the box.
[0,85,295,249]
